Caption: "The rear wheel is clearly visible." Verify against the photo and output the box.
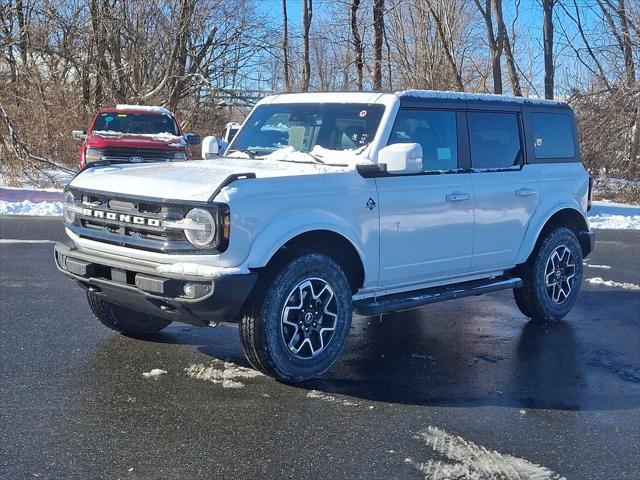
[87,291,172,336]
[513,227,583,322]
[239,253,352,382]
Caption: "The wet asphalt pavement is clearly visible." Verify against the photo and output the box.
[1,216,638,480]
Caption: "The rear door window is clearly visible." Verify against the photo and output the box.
[467,112,521,169]
[388,109,458,172]
[531,112,575,159]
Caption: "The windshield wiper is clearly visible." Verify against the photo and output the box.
[298,151,325,164]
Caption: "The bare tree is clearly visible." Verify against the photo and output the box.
[542,0,555,99]
[301,0,313,91]
[372,0,384,90]
[282,0,291,91]
[426,0,465,91]
[618,0,636,87]
[15,0,28,67]
[351,0,364,90]
[474,0,503,93]
[597,0,636,87]
[558,0,610,89]
[493,0,521,95]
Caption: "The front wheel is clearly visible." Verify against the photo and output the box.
[239,253,353,382]
[513,227,583,322]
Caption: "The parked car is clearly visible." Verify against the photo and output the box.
[200,122,243,159]
[56,90,595,382]
[72,104,200,169]
[223,121,241,144]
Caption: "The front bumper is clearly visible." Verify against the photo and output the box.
[54,242,257,327]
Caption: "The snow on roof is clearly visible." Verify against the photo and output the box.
[261,91,392,106]
[396,89,568,107]
[115,104,173,115]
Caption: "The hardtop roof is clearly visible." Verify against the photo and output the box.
[396,89,569,108]
[259,90,570,109]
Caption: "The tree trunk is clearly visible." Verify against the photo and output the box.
[15,0,28,67]
[493,0,521,96]
[89,0,113,108]
[351,0,364,91]
[168,0,195,111]
[630,101,640,166]
[427,0,465,92]
[282,0,290,91]
[474,0,503,94]
[543,0,554,100]
[301,0,313,92]
[0,3,18,83]
[373,0,385,90]
[618,0,635,87]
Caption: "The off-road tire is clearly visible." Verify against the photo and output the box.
[514,227,583,322]
[239,253,352,382]
[87,291,172,336]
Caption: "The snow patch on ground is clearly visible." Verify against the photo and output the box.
[588,201,640,230]
[185,360,262,388]
[0,239,55,244]
[0,166,74,190]
[156,263,250,278]
[584,263,611,270]
[586,277,640,291]
[0,200,63,216]
[405,426,565,480]
[306,390,361,407]
[142,369,167,378]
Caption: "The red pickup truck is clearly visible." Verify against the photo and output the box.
[72,105,200,169]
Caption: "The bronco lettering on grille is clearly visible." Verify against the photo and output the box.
[81,208,161,227]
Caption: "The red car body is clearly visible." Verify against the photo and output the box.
[74,105,199,169]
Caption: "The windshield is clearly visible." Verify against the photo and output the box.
[92,112,179,136]
[228,103,385,156]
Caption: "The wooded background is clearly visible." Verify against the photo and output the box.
[0,0,638,188]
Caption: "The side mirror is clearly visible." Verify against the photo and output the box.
[185,133,201,145]
[378,143,422,174]
[201,135,220,159]
[72,130,87,141]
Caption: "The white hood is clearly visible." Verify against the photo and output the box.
[69,157,349,202]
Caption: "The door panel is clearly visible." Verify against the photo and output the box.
[470,168,539,270]
[466,111,539,271]
[377,173,474,288]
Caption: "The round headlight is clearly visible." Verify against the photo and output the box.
[63,191,76,223]
[184,208,216,247]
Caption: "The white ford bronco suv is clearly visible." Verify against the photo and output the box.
[55,90,595,381]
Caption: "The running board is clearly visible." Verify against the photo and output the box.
[354,276,522,316]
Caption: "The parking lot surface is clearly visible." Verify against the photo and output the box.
[1,216,638,479]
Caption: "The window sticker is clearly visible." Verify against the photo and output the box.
[359,110,368,118]
[535,138,543,147]
[437,147,452,161]
[288,126,306,149]
[117,114,128,118]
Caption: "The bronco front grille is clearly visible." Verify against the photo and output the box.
[65,189,228,254]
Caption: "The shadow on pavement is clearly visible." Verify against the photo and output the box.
[86,289,639,412]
